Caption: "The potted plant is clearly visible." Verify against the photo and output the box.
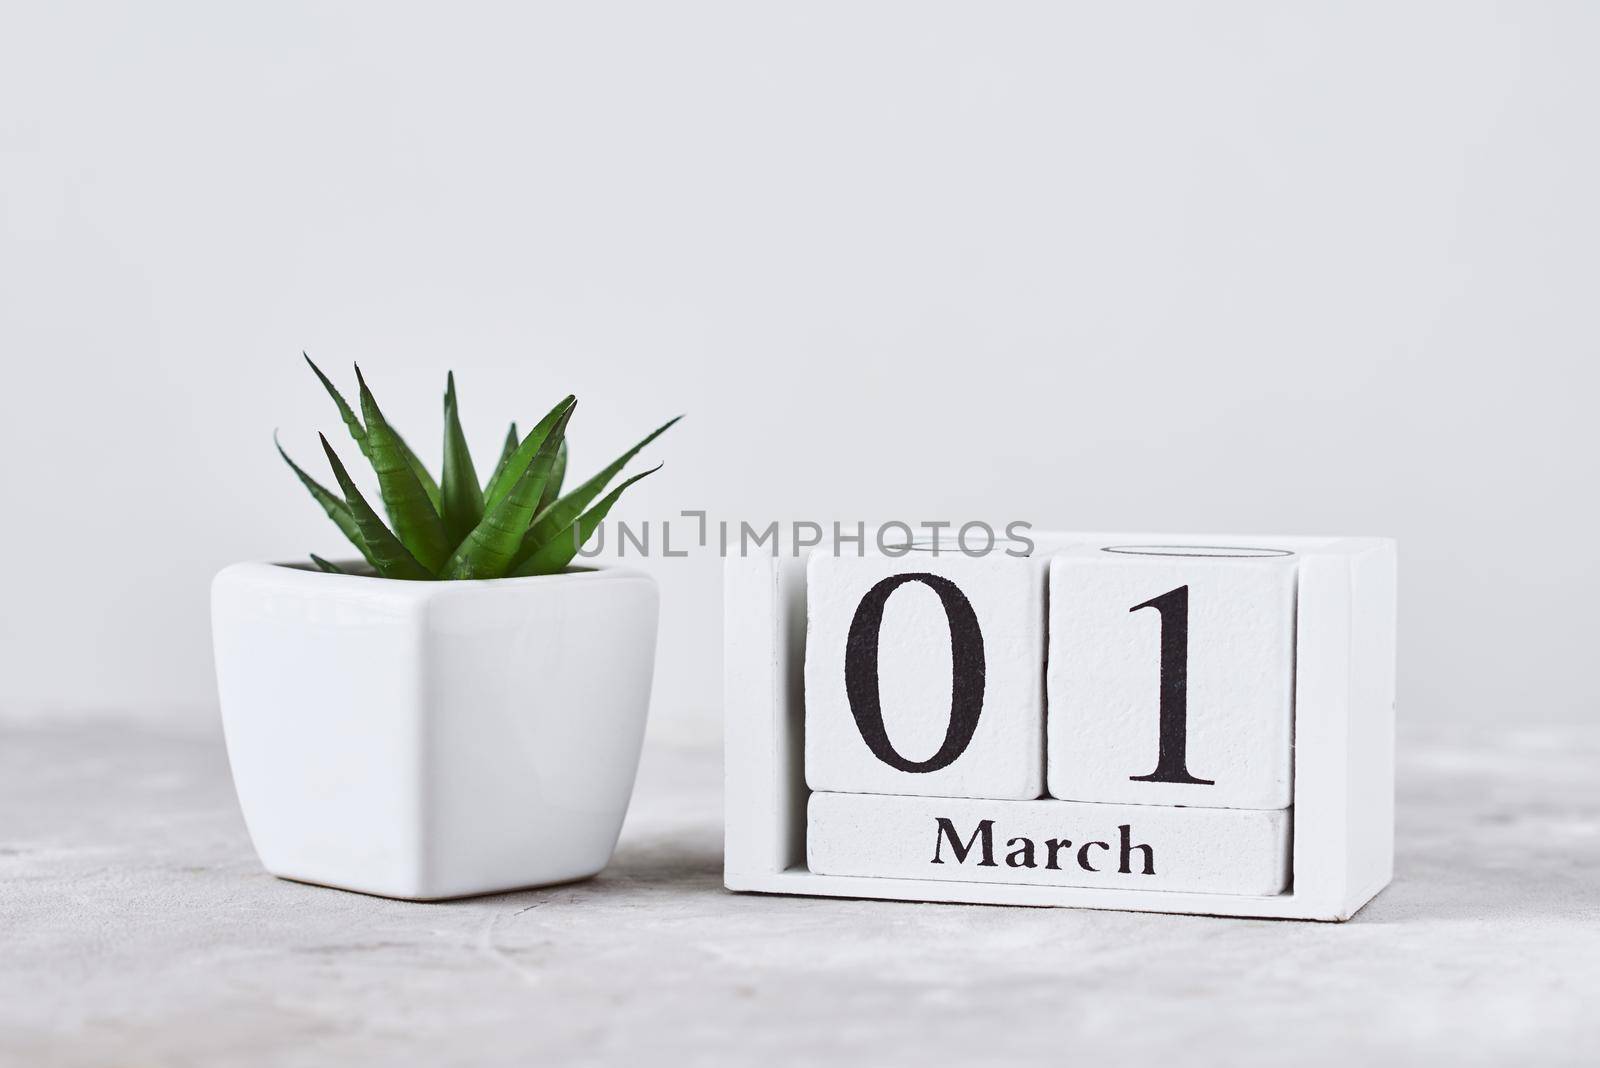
[212,358,678,900]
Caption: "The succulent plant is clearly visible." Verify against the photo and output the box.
[277,357,678,579]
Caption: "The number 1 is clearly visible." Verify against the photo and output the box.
[1128,585,1214,786]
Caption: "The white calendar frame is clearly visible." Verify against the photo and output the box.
[723,532,1397,921]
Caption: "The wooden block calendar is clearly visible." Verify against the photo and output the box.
[724,531,1397,921]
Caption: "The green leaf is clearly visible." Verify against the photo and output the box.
[485,421,519,495]
[319,434,434,580]
[441,400,576,580]
[355,365,452,572]
[309,554,347,574]
[394,430,442,513]
[482,395,577,511]
[275,431,374,566]
[306,353,439,511]
[439,372,483,545]
[512,415,680,569]
[536,438,568,516]
[511,464,661,577]
[304,353,369,456]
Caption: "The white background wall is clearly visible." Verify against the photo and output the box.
[3,2,1595,740]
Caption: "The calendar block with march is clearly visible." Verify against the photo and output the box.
[1046,543,1297,809]
[808,791,1291,896]
[804,550,1046,800]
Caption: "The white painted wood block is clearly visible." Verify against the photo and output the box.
[726,532,1396,921]
[804,551,1045,800]
[808,791,1291,896]
[1047,543,1297,809]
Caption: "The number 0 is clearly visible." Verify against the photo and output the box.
[844,573,987,773]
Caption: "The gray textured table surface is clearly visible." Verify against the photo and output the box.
[3,713,1596,1067]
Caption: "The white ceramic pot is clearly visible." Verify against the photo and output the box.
[211,561,659,900]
